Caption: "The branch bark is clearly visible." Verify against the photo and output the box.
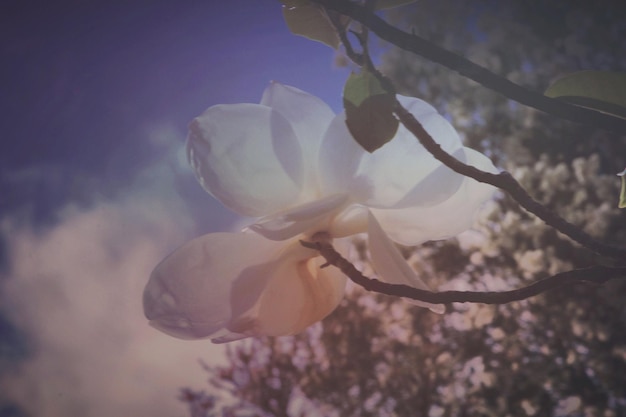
[312,0,626,304]
[323,0,626,261]
[311,0,626,134]
[392,101,626,261]
[301,239,626,305]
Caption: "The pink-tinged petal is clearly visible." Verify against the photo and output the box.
[371,148,497,246]
[248,193,348,241]
[187,103,305,217]
[261,82,335,194]
[144,232,346,342]
[319,96,464,209]
[143,232,284,340]
[367,212,445,313]
[328,204,369,238]
[229,253,347,337]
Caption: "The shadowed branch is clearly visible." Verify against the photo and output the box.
[312,0,626,134]
[392,101,626,261]
[300,239,626,305]
[323,0,626,261]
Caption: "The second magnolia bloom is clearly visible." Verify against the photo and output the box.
[144,82,497,343]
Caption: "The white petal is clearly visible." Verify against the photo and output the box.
[371,148,497,246]
[144,232,347,341]
[319,96,464,209]
[248,193,348,241]
[228,243,347,337]
[367,212,444,313]
[187,103,305,217]
[397,95,462,153]
[143,232,284,340]
[389,147,466,208]
[328,204,369,237]
[261,82,335,194]
[261,82,335,145]
[318,112,367,199]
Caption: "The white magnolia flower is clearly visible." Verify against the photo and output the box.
[144,82,496,343]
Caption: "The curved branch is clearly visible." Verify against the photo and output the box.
[325,3,626,261]
[325,1,626,263]
[392,101,626,261]
[311,0,626,134]
[301,239,626,305]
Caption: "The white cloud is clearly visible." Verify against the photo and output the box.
[1,196,230,417]
[0,124,238,417]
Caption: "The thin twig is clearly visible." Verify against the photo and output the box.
[300,239,626,305]
[311,0,626,134]
[326,10,365,66]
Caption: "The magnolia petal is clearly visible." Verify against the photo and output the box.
[261,82,335,194]
[261,82,335,143]
[389,147,466,208]
[319,96,464,209]
[228,243,347,337]
[187,103,304,217]
[318,112,366,198]
[248,193,348,241]
[143,232,285,340]
[367,212,445,313]
[396,95,462,153]
[371,148,497,246]
[328,204,369,238]
[145,230,347,341]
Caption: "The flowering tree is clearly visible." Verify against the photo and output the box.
[144,0,626,415]
[182,155,626,416]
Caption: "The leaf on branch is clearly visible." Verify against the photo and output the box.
[343,71,399,153]
[374,0,418,10]
[281,1,341,49]
[618,168,626,209]
[545,71,626,119]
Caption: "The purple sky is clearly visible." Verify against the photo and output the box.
[1,0,347,229]
[0,1,350,415]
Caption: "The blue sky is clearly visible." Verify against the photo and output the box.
[1,0,348,230]
[0,1,350,415]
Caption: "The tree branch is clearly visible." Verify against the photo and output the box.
[318,0,626,309]
[325,2,626,261]
[300,239,626,305]
[392,101,626,261]
[326,10,365,66]
[311,0,626,134]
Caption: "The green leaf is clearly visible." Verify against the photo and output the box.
[375,0,418,10]
[282,2,339,49]
[343,72,398,153]
[343,71,390,107]
[618,169,626,209]
[545,71,626,119]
